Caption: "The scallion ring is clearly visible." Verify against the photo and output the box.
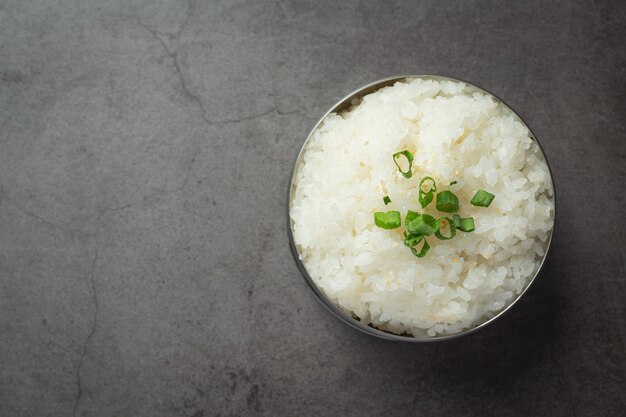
[418,191,433,208]
[410,239,430,258]
[404,210,419,225]
[452,213,461,228]
[392,150,414,179]
[374,211,401,229]
[419,176,437,193]
[406,213,438,236]
[458,216,475,232]
[436,190,460,213]
[418,176,436,208]
[452,213,475,232]
[435,217,456,240]
[403,231,424,247]
[470,189,495,207]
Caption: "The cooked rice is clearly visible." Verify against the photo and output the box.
[290,77,554,337]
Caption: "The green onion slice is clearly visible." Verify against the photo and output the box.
[436,190,459,213]
[392,150,414,179]
[404,210,419,225]
[418,176,436,208]
[403,231,423,247]
[410,239,430,258]
[419,190,433,208]
[458,217,475,232]
[452,213,461,228]
[383,196,391,205]
[418,189,433,208]
[470,189,495,207]
[435,217,456,240]
[406,213,438,236]
[452,213,475,232]
[419,176,437,193]
[374,211,401,229]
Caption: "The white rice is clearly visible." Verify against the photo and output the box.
[290,77,555,337]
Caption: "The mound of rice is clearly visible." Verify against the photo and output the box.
[290,77,554,337]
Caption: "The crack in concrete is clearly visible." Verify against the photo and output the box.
[0,185,101,417]
[137,18,302,126]
[136,16,209,201]
[71,215,101,417]
[132,16,306,212]
[135,18,210,124]
[213,107,302,124]
[0,185,87,236]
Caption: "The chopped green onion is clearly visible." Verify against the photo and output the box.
[383,196,391,205]
[410,239,430,258]
[470,189,495,207]
[418,176,436,208]
[404,210,419,225]
[406,213,438,236]
[436,190,459,213]
[403,231,420,253]
[435,217,456,240]
[403,231,423,247]
[450,180,457,185]
[419,176,437,193]
[419,191,433,208]
[458,217,475,232]
[452,213,475,232]
[374,211,401,229]
[452,213,461,228]
[392,150,414,178]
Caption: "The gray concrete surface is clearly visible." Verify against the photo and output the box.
[1,0,625,416]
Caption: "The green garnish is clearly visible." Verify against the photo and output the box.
[404,233,423,247]
[435,217,456,240]
[405,210,419,225]
[403,232,430,258]
[459,217,475,232]
[420,177,437,193]
[418,176,436,208]
[419,191,433,209]
[373,161,489,258]
[452,213,461,228]
[406,213,438,236]
[470,189,495,207]
[436,190,459,213]
[453,213,475,232]
[373,211,401,229]
[403,213,437,258]
[454,217,474,233]
[403,211,437,259]
[411,239,430,258]
[392,150,414,178]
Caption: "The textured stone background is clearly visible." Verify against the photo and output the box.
[1,1,624,416]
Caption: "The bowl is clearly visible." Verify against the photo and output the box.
[287,75,556,342]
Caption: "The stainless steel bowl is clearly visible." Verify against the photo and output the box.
[287,75,556,342]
